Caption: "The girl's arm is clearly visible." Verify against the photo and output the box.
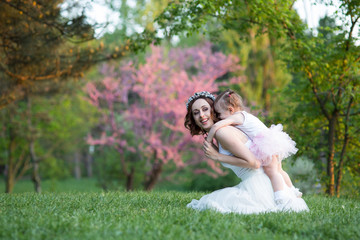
[203,127,260,169]
[206,112,245,142]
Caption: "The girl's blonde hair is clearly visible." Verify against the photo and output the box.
[214,89,244,111]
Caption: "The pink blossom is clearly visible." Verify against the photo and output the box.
[85,42,244,180]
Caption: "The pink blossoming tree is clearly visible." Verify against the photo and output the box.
[86,42,245,190]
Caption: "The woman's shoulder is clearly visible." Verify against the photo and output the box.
[216,125,238,136]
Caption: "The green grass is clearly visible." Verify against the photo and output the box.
[0,192,359,240]
[0,178,102,193]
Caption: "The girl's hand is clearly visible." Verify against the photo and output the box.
[202,141,220,161]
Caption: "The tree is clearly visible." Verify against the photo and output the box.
[155,0,360,196]
[37,90,99,180]
[0,0,156,192]
[103,0,170,33]
[0,102,32,193]
[279,14,360,197]
[86,43,244,190]
[217,29,292,115]
[0,0,157,109]
[0,82,99,193]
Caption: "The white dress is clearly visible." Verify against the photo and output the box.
[187,141,309,214]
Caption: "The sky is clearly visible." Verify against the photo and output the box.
[293,0,339,29]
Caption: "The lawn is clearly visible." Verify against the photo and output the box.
[1,190,359,240]
[0,178,102,193]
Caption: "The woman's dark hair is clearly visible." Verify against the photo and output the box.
[184,97,218,136]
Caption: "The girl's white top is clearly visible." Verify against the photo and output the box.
[235,111,268,140]
[233,111,298,165]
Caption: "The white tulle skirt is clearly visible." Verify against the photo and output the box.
[250,124,298,166]
[187,169,309,214]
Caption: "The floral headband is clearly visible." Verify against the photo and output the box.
[186,91,216,110]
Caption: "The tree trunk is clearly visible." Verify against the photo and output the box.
[335,155,346,198]
[327,114,337,196]
[5,127,16,193]
[5,126,31,193]
[5,166,15,193]
[126,166,135,191]
[30,141,41,193]
[335,96,353,197]
[144,162,163,191]
[27,96,41,193]
[31,161,41,193]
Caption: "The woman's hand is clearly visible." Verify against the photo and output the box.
[202,141,220,161]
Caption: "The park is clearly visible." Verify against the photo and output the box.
[0,0,359,239]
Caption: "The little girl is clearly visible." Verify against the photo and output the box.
[207,89,302,204]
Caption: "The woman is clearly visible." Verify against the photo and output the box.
[184,91,309,214]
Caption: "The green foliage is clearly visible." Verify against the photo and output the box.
[0,0,159,108]
[0,85,100,190]
[156,0,306,40]
[156,0,360,195]
[155,159,241,192]
[0,0,94,107]
[339,167,360,199]
[34,91,99,180]
[92,146,145,191]
[0,101,33,192]
[39,156,71,180]
[41,93,99,153]
[186,172,240,192]
[0,192,359,239]
[218,29,293,114]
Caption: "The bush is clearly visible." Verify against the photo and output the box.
[284,156,320,194]
[186,170,240,191]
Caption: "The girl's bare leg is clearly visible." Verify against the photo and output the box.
[264,155,293,204]
[278,162,293,188]
[278,161,303,198]
[263,156,285,192]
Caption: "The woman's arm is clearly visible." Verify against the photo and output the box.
[203,126,260,169]
[207,118,234,142]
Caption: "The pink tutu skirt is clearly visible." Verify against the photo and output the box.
[249,124,298,166]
